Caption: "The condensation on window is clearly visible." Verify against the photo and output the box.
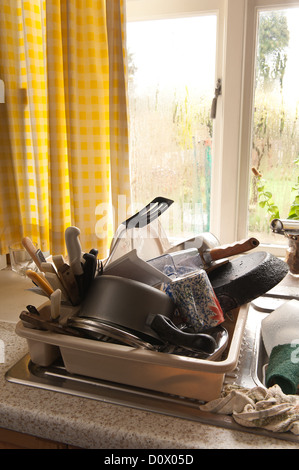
[248,9,299,246]
[126,16,217,239]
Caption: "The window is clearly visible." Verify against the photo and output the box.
[126,0,299,253]
[247,7,299,248]
[127,14,218,239]
[239,0,299,256]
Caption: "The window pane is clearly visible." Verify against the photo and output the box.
[248,8,299,246]
[126,16,217,239]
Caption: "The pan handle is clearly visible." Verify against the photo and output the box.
[207,237,259,262]
[149,314,217,353]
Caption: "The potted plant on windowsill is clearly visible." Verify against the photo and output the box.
[252,158,299,275]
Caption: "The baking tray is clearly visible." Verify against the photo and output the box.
[15,305,248,402]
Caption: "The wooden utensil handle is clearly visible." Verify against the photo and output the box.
[22,237,42,269]
[209,237,259,261]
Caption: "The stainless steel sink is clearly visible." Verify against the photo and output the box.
[6,298,299,444]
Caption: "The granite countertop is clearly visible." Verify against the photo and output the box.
[1,268,299,449]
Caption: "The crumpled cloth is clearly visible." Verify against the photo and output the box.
[199,384,299,435]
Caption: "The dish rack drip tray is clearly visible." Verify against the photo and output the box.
[6,303,299,444]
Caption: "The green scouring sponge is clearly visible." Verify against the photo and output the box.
[266,343,299,395]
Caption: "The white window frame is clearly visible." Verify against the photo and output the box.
[126,0,299,254]
[238,0,299,257]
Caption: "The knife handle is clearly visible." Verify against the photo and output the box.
[65,226,83,275]
[22,237,45,270]
[81,253,97,299]
[26,269,54,297]
[58,263,81,306]
[50,289,61,320]
[44,272,69,301]
[208,237,259,261]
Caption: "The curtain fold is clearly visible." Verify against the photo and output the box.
[0,0,130,258]
[106,1,131,217]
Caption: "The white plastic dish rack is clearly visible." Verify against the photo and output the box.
[15,304,248,402]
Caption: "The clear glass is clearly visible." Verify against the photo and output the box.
[126,15,217,240]
[285,237,299,276]
[248,8,299,246]
[9,242,38,276]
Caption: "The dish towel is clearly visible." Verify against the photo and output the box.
[261,299,299,394]
[200,384,299,435]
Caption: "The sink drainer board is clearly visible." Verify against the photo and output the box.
[6,303,299,444]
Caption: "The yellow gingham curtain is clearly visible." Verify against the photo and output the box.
[0,0,130,258]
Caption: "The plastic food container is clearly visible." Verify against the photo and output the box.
[15,304,248,402]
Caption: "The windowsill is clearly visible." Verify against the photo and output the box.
[0,268,42,323]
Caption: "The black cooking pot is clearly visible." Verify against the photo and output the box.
[69,275,216,353]
[209,251,289,312]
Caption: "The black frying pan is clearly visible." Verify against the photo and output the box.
[208,251,289,312]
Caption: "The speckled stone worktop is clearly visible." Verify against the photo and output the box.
[1,268,299,449]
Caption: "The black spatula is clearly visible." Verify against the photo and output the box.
[107,197,173,263]
[124,197,174,229]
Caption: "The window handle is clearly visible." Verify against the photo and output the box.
[210,78,222,119]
